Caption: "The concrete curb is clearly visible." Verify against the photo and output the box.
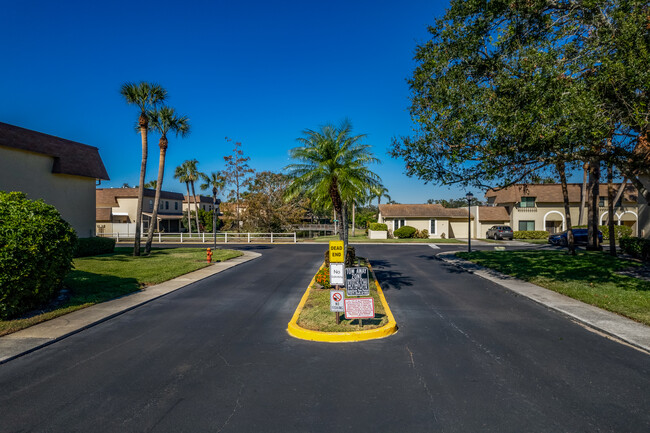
[287,262,398,343]
[438,251,650,353]
[0,250,261,364]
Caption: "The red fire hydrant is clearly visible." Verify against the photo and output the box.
[206,248,213,263]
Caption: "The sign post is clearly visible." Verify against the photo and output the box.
[329,241,345,324]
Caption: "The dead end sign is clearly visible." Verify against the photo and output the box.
[344,297,375,319]
[329,240,344,263]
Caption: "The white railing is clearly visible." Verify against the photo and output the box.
[99,232,297,243]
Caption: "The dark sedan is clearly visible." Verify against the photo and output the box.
[548,228,603,246]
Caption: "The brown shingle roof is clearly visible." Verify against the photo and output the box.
[96,208,112,221]
[96,187,184,206]
[0,122,109,180]
[379,204,472,218]
[478,206,510,222]
[485,183,637,204]
[183,195,213,203]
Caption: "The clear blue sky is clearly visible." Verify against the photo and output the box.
[1,0,480,204]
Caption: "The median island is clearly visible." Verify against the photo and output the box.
[287,255,398,342]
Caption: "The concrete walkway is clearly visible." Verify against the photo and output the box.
[0,250,260,364]
[439,251,650,353]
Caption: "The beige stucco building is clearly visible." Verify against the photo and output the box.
[183,195,216,213]
[485,183,638,235]
[96,187,185,235]
[0,122,109,238]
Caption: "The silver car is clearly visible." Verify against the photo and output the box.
[486,225,513,240]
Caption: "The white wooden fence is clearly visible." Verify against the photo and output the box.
[99,232,297,243]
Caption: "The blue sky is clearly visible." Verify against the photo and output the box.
[0,0,482,203]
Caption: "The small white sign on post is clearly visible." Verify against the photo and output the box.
[329,263,345,286]
[344,297,375,319]
[330,290,345,312]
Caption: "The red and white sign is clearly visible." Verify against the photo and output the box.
[344,297,375,319]
[330,290,345,312]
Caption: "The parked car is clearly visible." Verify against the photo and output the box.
[548,228,603,246]
[486,225,513,240]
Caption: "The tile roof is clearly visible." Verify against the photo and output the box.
[379,204,472,218]
[183,195,214,203]
[96,208,112,221]
[485,183,637,204]
[96,187,184,206]
[0,122,109,180]
[477,206,510,222]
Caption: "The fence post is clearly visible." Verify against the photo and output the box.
[116,232,119,242]
[271,233,274,243]
[225,233,228,243]
[202,232,205,243]
[248,233,251,243]
[181,232,183,243]
[158,233,161,243]
[294,232,297,243]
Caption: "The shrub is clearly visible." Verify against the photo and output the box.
[346,246,356,266]
[600,225,633,240]
[394,225,417,238]
[369,223,388,231]
[620,237,650,261]
[0,191,77,319]
[75,237,116,257]
[314,266,331,289]
[513,230,549,239]
[418,229,429,239]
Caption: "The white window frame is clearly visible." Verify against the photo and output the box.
[394,219,406,230]
[430,219,437,235]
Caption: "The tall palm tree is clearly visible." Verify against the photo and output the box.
[372,185,390,220]
[174,162,193,236]
[144,107,190,254]
[144,180,157,189]
[285,120,381,251]
[120,82,167,256]
[200,171,226,244]
[185,159,202,233]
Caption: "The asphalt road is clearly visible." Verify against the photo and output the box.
[0,244,648,432]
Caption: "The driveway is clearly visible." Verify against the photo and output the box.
[0,244,648,432]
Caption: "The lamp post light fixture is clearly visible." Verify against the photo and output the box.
[466,192,473,253]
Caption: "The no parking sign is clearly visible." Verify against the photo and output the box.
[330,290,345,312]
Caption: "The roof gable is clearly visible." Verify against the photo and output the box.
[485,183,637,204]
[0,122,109,180]
[379,203,471,218]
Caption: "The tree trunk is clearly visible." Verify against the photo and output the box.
[185,182,192,236]
[145,138,167,254]
[352,201,356,237]
[587,157,601,251]
[578,162,588,226]
[134,120,148,256]
[191,181,201,233]
[556,162,575,255]
[342,202,349,254]
[607,163,616,256]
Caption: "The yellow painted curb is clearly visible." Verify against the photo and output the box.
[287,261,398,343]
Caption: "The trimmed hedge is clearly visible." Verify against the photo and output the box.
[620,237,650,262]
[0,191,77,319]
[369,223,388,231]
[513,230,549,239]
[574,225,633,240]
[75,237,116,257]
[394,225,417,238]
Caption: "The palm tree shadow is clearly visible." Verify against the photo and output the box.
[373,269,414,291]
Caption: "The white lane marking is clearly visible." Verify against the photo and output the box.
[429,244,440,249]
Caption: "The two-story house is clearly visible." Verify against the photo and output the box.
[485,183,638,235]
[96,187,185,235]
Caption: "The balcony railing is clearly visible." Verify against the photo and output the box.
[515,206,538,212]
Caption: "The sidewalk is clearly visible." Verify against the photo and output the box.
[0,250,261,364]
[439,251,650,353]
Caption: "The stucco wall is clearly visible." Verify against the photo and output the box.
[0,146,97,237]
[382,217,452,239]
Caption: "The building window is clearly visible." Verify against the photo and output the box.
[430,219,436,235]
[395,219,406,230]
[149,199,153,208]
[519,220,535,231]
[165,201,169,210]
[599,197,605,207]
[175,202,178,210]
[159,202,163,210]
[520,197,536,208]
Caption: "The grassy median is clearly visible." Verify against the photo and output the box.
[296,258,389,332]
[456,250,650,326]
[0,247,242,336]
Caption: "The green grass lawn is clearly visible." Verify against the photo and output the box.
[297,258,389,332]
[308,234,462,243]
[456,250,650,325]
[0,247,242,336]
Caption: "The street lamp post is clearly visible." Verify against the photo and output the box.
[466,192,473,253]
[212,186,221,249]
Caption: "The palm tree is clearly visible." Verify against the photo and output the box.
[144,180,157,189]
[174,162,193,236]
[285,120,381,251]
[120,82,167,256]
[200,171,226,245]
[372,185,391,220]
[185,159,202,233]
[144,107,190,254]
